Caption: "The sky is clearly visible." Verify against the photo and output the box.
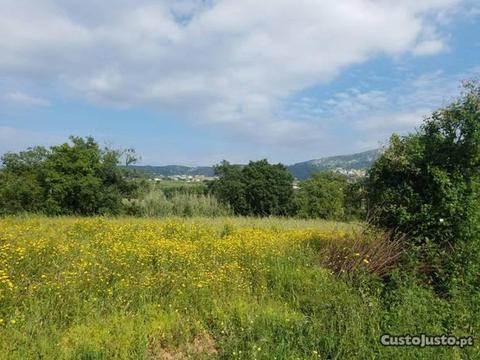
[0,0,479,166]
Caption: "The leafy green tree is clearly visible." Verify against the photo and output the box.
[0,136,137,215]
[296,172,347,220]
[367,80,480,291]
[41,136,130,215]
[211,159,294,216]
[210,161,249,215]
[0,171,44,215]
[123,148,141,167]
[0,146,48,215]
[241,160,295,216]
[1,146,49,174]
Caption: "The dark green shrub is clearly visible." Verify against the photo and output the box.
[296,172,347,220]
[367,81,480,292]
[343,179,367,221]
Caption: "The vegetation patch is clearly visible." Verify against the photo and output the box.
[0,217,478,359]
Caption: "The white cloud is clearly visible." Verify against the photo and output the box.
[311,67,480,152]
[4,91,50,107]
[413,39,445,55]
[0,0,460,145]
[359,109,430,131]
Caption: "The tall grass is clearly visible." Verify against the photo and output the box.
[153,180,208,198]
[0,217,477,359]
[123,187,231,217]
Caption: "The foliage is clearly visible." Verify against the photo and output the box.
[296,172,348,220]
[154,179,208,198]
[0,136,137,216]
[123,186,231,217]
[367,80,480,292]
[210,161,250,215]
[241,160,295,216]
[122,148,141,167]
[211,160,295,216]
[343,179,367,221]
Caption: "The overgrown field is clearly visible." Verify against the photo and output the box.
[0,217,477,359]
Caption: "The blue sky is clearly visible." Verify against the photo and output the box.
[0,0,479,165]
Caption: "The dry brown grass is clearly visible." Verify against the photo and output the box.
[147,332,218,360]
[318,228,405,278]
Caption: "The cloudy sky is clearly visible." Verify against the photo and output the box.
[0,0,479,165]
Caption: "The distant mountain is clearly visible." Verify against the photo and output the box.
[287,149,380,180]
[131,149,380,180]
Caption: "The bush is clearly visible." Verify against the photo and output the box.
[367,80,480,292]
[343,179,367,221]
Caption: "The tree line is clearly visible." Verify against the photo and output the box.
[209,161,365,220]
[0,140,366,220]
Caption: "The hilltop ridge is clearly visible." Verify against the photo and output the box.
[130,149,381,180]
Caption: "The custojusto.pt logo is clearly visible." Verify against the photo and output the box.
[380,334,473,348]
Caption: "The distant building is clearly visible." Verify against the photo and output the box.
[162,174,218,182]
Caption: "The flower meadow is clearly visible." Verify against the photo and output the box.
[0,217,477,359]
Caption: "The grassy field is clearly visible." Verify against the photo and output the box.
[0,217,477,359]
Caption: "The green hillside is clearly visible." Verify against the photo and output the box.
[129,149,380,180]
[287,149,380,180]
